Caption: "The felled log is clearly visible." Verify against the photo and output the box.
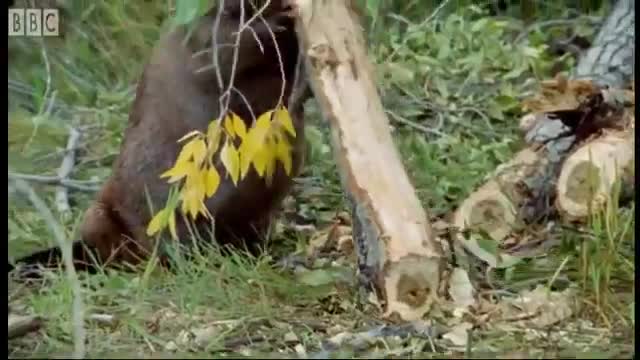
[8,313,43,339]
[556,126,635,220]
[451,147,549,268]
[292,0,444,321]
[451,0,635,259]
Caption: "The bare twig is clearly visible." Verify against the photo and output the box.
[37,37,53,117]
[385,109,447,137]
[10,176,86,359]
[223,334,267,349]
[206,0,287,121]
[515,16,602,44]
[220,0,246,117]
[55,127,82,214]
[387,0,451,61]
[211,0,226,92]
[417,0,451,27]
[254,8,287,107]
[8,172,100,192]
[230,87,258,121]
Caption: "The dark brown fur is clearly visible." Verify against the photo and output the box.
[10,0,311,277]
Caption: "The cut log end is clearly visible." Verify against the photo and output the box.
[382,256,441,321]
[453,187,517,267]
[466,197,515,240]
[556,130,634,220]
[452,148,548,267]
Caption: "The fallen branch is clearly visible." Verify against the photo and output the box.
[293,0,444,321]
[307,321,442,358]
[7,172,100,192]
[55,127,82,214]
[9,176,86,359]
[8,314,43,340]
[88,313,119,328]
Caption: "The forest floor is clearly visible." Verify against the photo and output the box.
[8,2,634,358]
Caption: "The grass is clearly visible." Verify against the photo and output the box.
[8,1,634,358]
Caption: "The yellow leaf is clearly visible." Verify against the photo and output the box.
[274,106,296,137]
[173,139,199,168]
[206,121,222,155]
[204,167,221,197]
[179,164,209,220]
[265,152,276,187]
[238,139,253,179]
[167,210,178,240]
[239,112,273,177]
[163,137,207,181]
[265,138,279,185]
[254,110,273,140]
[182,186,204,220]
[275,136,293,175]
[146,209,167,237]
[251,144,269,177]
[239,133,259,177]
[160,160,196,183]
[178,130,202,143]
[231,113,247,140]
[180,193,189,217]
[190,138,208,166]
[220,141,240,185]
[224,115,235,138]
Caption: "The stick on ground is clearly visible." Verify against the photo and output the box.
[8,314,43,340]
[55,127,82,214]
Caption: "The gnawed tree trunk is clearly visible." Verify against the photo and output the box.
[452,0,634,259]
[292,0,444,321]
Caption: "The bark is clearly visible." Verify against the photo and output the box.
[292,0,444,321]
[573,0,635,88]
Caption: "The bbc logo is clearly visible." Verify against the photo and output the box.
[8,8,59,37]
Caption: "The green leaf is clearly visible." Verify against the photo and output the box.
[173,0,208,26]
[476,236,498,257]
[433,77,449,99]
[486,102,505,121]
[296,269,339,287]
[471,18,489,33]
[146,209,168,237]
